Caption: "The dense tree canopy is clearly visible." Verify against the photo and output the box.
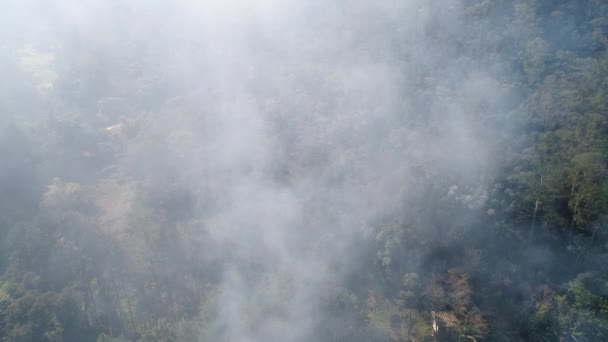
[1,0,608,341]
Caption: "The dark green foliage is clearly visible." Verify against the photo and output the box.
[556,273,608,341]
[1,0,608,341]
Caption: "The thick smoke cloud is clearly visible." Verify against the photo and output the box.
[1,0,514,341]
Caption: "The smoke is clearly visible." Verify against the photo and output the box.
[1,0,513,341]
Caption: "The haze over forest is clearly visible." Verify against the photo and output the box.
[1,0,608,341]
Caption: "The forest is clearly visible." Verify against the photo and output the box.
[1,0,608,341]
